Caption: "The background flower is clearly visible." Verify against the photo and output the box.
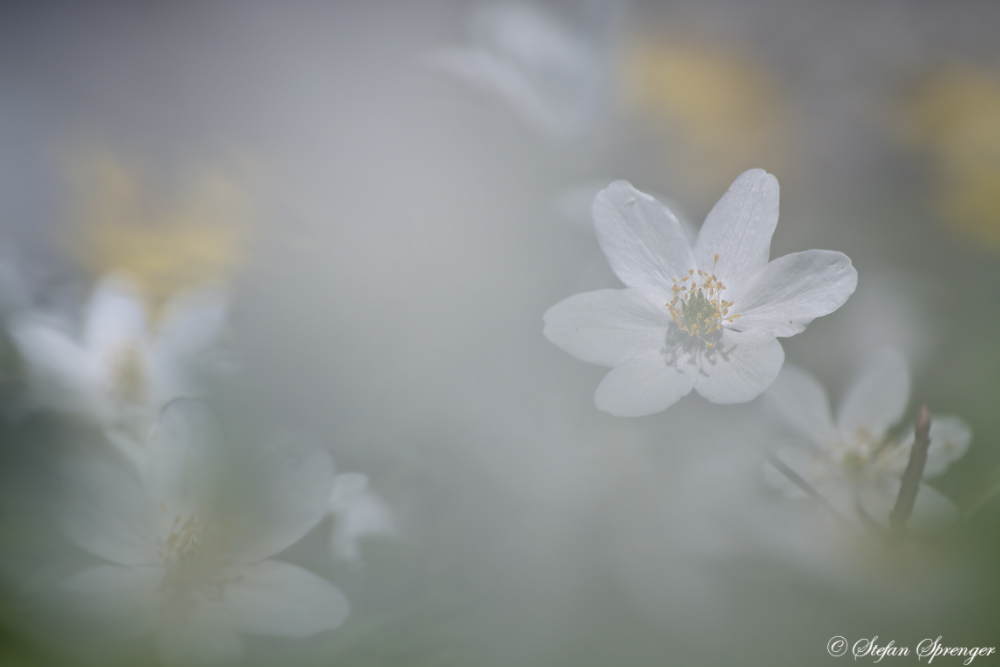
[58,400,349,665]
[424,2,622,142]
[8,274,232,439]
[763,350,971,529]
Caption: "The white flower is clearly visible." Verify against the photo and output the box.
[763,349,971,528]
[328,473,396,566]
[8,274,231,433]
[59,400,349,665]
[424,2,619,141]
[543,169,858,416]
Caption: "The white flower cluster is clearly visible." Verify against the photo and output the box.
[541,168,972,536]
[763,350,970,529]
[3,273,396,664]
[60,400,349,664]
[0,5,989,664]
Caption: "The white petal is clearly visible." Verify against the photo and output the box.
[762,363,837,446]
[106,429,154,474]
[543,288,668,367]
[593,349,697,417]
[858,475,899,525]
[425,49,584,140]
[63,565,162,635]
[860,478,957,531]
[58,456,160,566]
[592,182,696,296]
[694,169,779,288]
[694,329,785,404]
[84,275,148,369]
[836,349,910,440]
[733,250,857,337]
[8,316,111,419]
[330,476,397,564]
[222,560,349,637]
[148,285,230,405]
[472,4,589,74]
[555,184,698,243]
[897,415,972,479]
[231,437,335,563]
[926,415,972,478]
[143,399,226,518]
[330,472,370,510]
[456,3,601,140]
[908,483,959,532]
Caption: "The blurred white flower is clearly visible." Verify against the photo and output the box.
[544,169,857,416]
[59,400,348,666]
[8,274,231,435]
[763,350,971,529]
[425,2,619,141]
[329,472,396,566]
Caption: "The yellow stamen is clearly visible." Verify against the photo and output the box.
[665,257,740,345]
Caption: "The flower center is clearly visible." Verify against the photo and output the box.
[831,428,902,480]
[158,511,231,611]
[666,255,739,347]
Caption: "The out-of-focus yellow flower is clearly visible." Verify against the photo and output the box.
[620,35,794,199]
[69,154,253,312]
[902,63,1000,250]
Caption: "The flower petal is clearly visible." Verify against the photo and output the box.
[592,182,696,296]
[925,416,972,478]
[857,475,899,525]
[836,349,910,440]
[63,565,163,635]
[231,436,335,563]
[330,473,396,564]
[897,415,972,479]
[148,285,231,405]
[593,349,697,416]
[908,483,959,532]
[8,316,111,419]
[732,250,857,337]
[694,169,779,287]
[329,472,371,510]
[58,456,160,566]
[221,560,349,637]
[859,478,957,531]
[143,399,226,518]
[83,275,148,370]
[425,49,588,141]
[694,328,784,404]
[762,363,837,447]
[543,288,668,367]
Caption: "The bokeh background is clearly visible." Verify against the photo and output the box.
[1,1,1000,665]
